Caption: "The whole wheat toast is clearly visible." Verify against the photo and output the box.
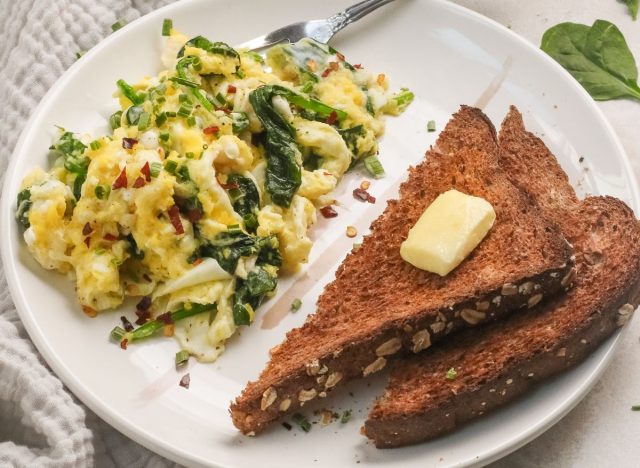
[230,106,574,434]
[364,107,640,448]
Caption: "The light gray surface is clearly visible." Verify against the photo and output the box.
[0,0,638,467]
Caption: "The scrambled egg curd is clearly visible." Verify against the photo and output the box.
[15,26,412,362]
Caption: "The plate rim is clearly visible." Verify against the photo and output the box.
[1,0,638,466]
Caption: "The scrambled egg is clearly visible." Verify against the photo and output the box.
[15,28,412,362]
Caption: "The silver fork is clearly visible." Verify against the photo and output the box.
[236,0,396,51]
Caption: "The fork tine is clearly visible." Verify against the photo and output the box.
[235,34,277,51]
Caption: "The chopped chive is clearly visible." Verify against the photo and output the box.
[215,92,227,107]
[109,110,123,130]
[363,155,385,179]
[445,367,457,380]
[301,81,314,94]
[159,133,170,142]
[161,18,172,36]
[111,326,126,341]
[89,140,102,151]
[94,247,106,255]
[155,112,168,127]
[177,101,193,118]
[340,409,352,424]
[292,413,311,432]
[137,112,151,131]
[150,162,162,177]
[164,160,178,174]
[125,303,216,342]
[175,349,190,368]
[185,151,195,159]
[111,19,126,32]
[290,298,302,312]
[76,50,86,59]
[116,79,144,106]
[427,120,436,132]
[179,93,191,103]
[95,184,111,200]
[632,405,640,411]
[169,76,200,88]
[186,116,196,127]
[111,257,123,267]
[235,69,245,79]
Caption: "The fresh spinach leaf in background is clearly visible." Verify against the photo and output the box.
[541,19,640,101]
[625,0,639,20]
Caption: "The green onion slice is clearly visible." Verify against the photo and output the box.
[162,18,173,36]
[363,155,385,179]
[117,79,144,106]
[427,120,436,132]
[175,349,190,368]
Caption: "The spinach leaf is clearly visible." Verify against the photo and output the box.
[177,36,240,64]
[626,0,639,20]
[50,132,89,200]
[16,189,32,229]
[249,85,302,207]
[249,84,348,206]
[230,112,250,134]
[339,125,365,157]
[226,174,260,232]
[193,226,279,273]
[126,234,145,260]
[541,20,640,101]
[232,267,277,326]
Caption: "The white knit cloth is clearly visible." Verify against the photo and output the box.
[0,1,181,466]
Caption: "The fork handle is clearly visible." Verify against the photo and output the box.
[328,0,396,34]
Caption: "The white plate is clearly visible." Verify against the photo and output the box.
[2,0,638,466]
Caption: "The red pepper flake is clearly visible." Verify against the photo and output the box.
[103,233,118,241]
[141,161,151,182]
[227,84,237,94]
[217,176,239,190]
[320,206,338,218]
[112,167,128,189]
[353,187,376,203]
[168,205,184,235]
[120,315,134,332]
[353,63,362,69]
[84,236,91,248]
[134,308,151,326]
[192,258,203,266]
[326,110,338,125]
[82,222,93,236]
[132,176,146,188]
[157,311,174,325]
[179,373,190,389]
[137,296,152,311]
[82,305,97,318]
[122,137,138,149]
[321,68,333,78]
[187,208,203,224]
[120,338,128,350]
[203,125,220,135]
[336,51,345,62]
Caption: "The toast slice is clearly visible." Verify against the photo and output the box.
[364,107,640,448]
[230,106,574,434]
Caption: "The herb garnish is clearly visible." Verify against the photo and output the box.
[541,20,640,101]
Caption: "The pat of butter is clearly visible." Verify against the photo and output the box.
[400,189,496,276]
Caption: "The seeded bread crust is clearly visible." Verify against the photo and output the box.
[230,107,574,435]
[363,108,640,448]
